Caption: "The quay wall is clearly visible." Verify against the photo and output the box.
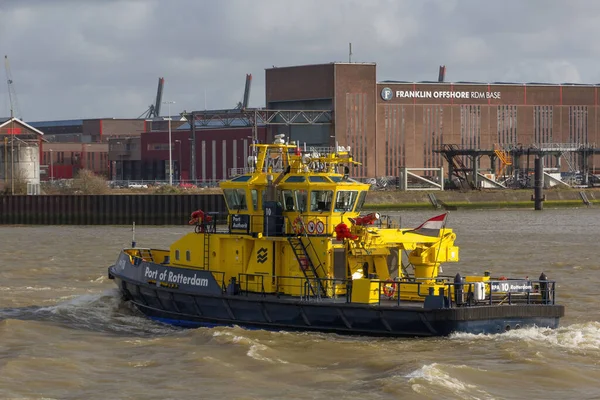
[0,189,596,225]
[0,194,226,225]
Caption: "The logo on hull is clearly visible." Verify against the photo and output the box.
[257,247,268,264]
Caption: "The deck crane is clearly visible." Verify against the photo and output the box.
[4,55,21,120]
[139,77,165,119]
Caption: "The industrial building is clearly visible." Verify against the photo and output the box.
[109,122,267,183]
[265,62,600,183]
[17,62,600,187]
[0,117,44,193]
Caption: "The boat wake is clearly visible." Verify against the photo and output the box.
[406,363,494,400]
[449,322,600,352]
[0,289,180,337]
[211,329,290,364]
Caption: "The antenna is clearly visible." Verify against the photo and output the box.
[349,43,352,63]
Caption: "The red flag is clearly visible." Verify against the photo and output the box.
[408,213,447,237]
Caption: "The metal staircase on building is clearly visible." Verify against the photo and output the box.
[287,232,327,298]
[440,144,474,190]
[493,144,512,178]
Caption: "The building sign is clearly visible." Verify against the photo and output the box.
[381,87,394,101]
[1,127,22,135]
[380,87,501,101]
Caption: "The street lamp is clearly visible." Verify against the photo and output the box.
[49,149,54,182]
[175,140,182,181]
[162,100,175,185]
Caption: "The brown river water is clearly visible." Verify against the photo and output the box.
[0,208,599,400]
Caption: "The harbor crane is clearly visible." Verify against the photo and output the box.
[139,77,165,119]
[235,74,252,110]
[4,55,21,120]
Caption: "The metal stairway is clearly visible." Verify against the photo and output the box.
[493,143,512,177]
[288,234,328,298]
[440,144,474,189]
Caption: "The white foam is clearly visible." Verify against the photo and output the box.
[450,322,600,351]
[406,363,493,399]
[212,329,288,364]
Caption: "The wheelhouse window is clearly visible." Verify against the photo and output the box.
[295,189,308,212]
[354,191,367,212]
[223,188,248,211]
[334,190,358,212]
[280,189,295,211]
[310,190,333,212]
[251,189,258,211]
[285,176,306,183]
[308,176,330,183]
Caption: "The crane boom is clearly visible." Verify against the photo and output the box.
[154,77,164,117]
[4,55,21,119]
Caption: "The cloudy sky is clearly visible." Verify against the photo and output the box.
[1,0,599,121]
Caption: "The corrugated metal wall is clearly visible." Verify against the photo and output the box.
[0,194,226,225]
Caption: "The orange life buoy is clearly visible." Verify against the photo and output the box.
[383,279,397,299]
[292,216,304,234]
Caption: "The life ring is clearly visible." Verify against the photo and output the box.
[382,279,397,299]
[292,216,304,234]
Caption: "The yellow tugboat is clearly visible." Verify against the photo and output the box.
[108,135,564,337]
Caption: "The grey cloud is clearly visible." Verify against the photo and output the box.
[0,0,599,120]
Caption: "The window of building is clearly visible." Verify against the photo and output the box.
[497,105,518,145]
[534,106,553,145]
[569,106,588,172]
[384,105,406,176]
[423,106,443,169]
[460,105,481,168]
[147,143,171,151]
[569,106,588,144]
[534,105,554,167]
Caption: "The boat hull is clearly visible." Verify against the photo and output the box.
[110,267,563,337]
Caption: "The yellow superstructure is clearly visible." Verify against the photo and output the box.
[155,135,473,303]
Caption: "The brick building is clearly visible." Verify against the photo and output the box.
[266,63,600,178]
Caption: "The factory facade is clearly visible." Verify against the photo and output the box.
[266,63,600,178]
[24,62,600,183]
